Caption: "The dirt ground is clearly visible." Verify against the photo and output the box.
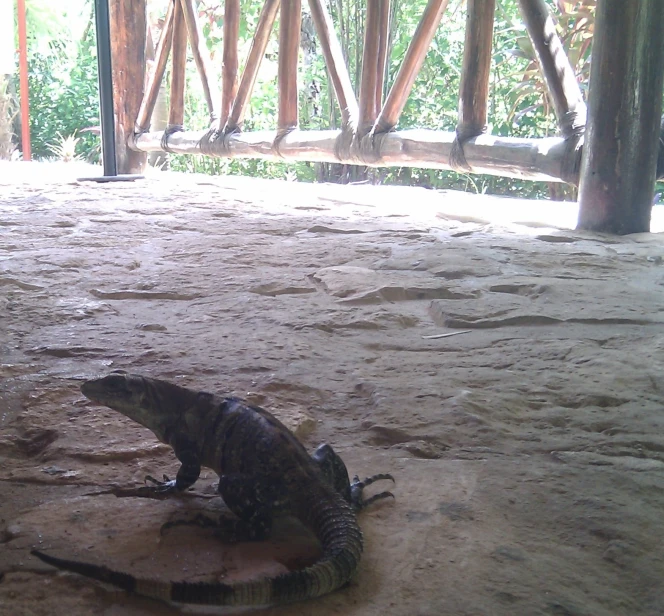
[1,161,663,616]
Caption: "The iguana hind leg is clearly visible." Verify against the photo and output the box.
[311,443,352,501]
[350,473,395,511]
[215,473,280,541]
[159,472,281,542]
[159,511,269,543]
[312,443,395,511]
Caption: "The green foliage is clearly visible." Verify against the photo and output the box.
[23,0,100,162]
[21,0,600,199]
[170,153,317,183]
[14,0,99,161]
[27,38,100,161]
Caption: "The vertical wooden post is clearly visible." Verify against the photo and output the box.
[456,0,494,137]
[16,0,31,160]
[451,0,495,170]
[375,0,391,118]
[577,0,664,234]
[278,0,301,133]
[169,0,187,130]
[109,0,147,173]
[358,0,381,135]
[220,0,240,127]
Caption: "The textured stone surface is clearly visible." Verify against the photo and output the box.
[1,162,664,615]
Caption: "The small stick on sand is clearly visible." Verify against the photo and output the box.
[421,330,472,340]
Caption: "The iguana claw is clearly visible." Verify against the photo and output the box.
[144,474,178,493]
[350,473,396,511]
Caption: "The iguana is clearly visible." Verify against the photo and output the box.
[31,370,394,606]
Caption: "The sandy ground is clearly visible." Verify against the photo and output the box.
[1,161,664,616]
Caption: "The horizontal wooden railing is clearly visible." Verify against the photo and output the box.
[129,0,588,183]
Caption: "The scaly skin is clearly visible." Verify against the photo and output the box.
[31,371,394,606]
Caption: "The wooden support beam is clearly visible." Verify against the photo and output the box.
[375,0,391,118]
[518,0,586,137]
[358,0,381,135]
[577,0,664,234]
[226,0,280,132]
[375,0,450,133]
[109,0,147,173]
[168,0,187,130]
[133,127,576,183]
[308,0,358,127]
[135,0,174,133]
[16,0,30,160]
[179,0,218,121]
[278,0,301,133]
[220,0,240,127]
[457,0,494,136]
[452,0,495,170]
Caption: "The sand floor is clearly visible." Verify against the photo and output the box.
[1,161,664,616]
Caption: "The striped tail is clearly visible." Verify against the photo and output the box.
[31,490,363,606]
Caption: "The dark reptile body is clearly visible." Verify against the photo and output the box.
[31,372,381,607]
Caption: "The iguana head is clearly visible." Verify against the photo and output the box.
[81,370,173,441]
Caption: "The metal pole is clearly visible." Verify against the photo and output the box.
[94,0,118,176]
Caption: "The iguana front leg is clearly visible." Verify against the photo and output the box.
[145,434,201,494]
[160,473,279,542]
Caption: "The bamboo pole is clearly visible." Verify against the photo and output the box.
[133,127,576,183]
[358,0,381,135]
[577,0,664,234]
[16,0,30,160]
[220,0,240,127]
[456,0,494,136]
[143,17,168,168]
[135,0,174,133]
[518,0,586,137]
[307,0,358,127]
[451,0,495,170]
[168,0,187,131]
[375,0,450,133]
[278,0,301,133]
[375,0,391,117]
[226,0,281,132]
[179,0,218,120]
